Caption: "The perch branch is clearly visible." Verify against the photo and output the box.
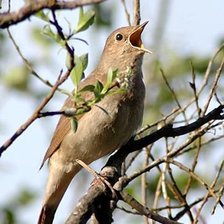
[0,0,106,28]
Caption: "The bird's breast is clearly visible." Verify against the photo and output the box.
[51,74,145,171]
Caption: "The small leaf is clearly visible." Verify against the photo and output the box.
[79,53,88,71]
[31,27,53,47]
[42,25,65,46]
[94,80,104,97]
[71,117,78,133]
[42,25,56,40]
[79,84,95,92]
[66,52,72,69]
[70,55,84,92]
[35,11,50,22]
[3,65,30,91]
[76,107,90,115]
[107,68,118,83]
[75,7,95,33]
[101,68,118,94]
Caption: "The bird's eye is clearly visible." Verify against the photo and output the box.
[115,33,123,41]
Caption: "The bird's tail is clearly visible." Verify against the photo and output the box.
[38,164,79,224]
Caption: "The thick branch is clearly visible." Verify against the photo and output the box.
[106,104,224,168]
[66,105,224,223]
[66,166,181,224]
[0,0,106,28]
[65,166,119,224]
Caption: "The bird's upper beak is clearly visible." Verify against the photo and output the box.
[128,21,152,54]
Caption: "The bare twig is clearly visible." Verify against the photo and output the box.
[50,10,75,67]
[120,191,183,224]
[121,0,131,26]
[160,69,188,123]
[141,148,150,224]
[6,28,70,94]
[211,160,224,214]
[202,57,224,116]
[0,70,70,156]
[133,0,140,26]
[170,160,224,208]
[190,61,201,116]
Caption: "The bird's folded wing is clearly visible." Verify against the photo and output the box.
[40,74,102,168]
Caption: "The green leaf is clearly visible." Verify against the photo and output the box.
[17,189,36,206]
[75,7,95,33]
[79,84,95,92]
[79,53,88,71]
[70,55,84,92]
[107,68,118,83]
[2,208,16,224]
[71,117,78,133]
[101,68,118,94]
[35,11,50,22]
[42,25,56,40]
[42,25,65,46]
[31,27,53,47]
[3,65,30,91]
[94,80,103,98]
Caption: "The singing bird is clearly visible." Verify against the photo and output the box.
[38,22,151,224]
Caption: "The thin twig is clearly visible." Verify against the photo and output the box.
[170,159,224,208]
[141,148,150,224]
[6,28,70,95]
[0,70,70,156]
[121,0,131,26]
[211,160,224,214]
[202,57,224,116]
[120,191,183,224]
[190,61,201,117]
[133,0,140,26]
[160,69,188,124]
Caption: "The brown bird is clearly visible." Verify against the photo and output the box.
[38,22,150,224]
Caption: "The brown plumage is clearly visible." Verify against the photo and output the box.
[38,22,150,224]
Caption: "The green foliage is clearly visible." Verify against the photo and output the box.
[68,68,120,133]
[75,7,95,33]
[42,24,65,47]
[70,55,85,93]
[0,188,36,224]
[93,4,112,27]
[2,208,15,224]
[35,10,50,22]
[3,65,30,91]
[31,27,53,47]
[15,189,35,206]
[102,68,118,94]
[71,117,78,133]
[79,53,88,71]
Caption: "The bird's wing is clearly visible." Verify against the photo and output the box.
[40,73,101,168]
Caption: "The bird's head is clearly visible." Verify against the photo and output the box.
[98,22,151,72]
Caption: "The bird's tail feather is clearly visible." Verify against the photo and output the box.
[38,166,78,224]
[38,205,56,224]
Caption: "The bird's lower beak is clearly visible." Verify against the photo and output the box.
[129,21,152,54]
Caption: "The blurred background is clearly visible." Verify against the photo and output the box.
[0,0,224,223]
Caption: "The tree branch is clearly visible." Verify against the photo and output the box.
[0,0,106,28]
[0,69,70,157]
[105,104,224,170]
[66,104,224,223]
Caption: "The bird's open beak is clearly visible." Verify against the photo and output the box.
[129,21,152,54]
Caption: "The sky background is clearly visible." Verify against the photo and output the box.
[0,0,224,223]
